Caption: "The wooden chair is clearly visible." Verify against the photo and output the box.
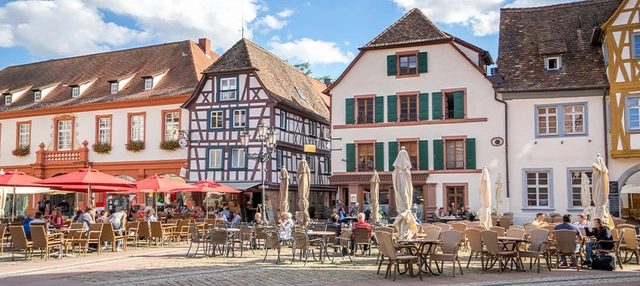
[263,229,282,263]
[86,223,104,255]
[30,224,63,261]
[553,230,580,271]
[376,229,422,281]
[137,221,152,247]
[102,223,126,252]
[430,230,464,277]
[64,228,88,257]
[186,223,209,257]
[150,221,171,247]
[481,230,519,274]
[518,229,551,273]
[9,225,33,260]
[125,221,139,249]
[171,219,189,243]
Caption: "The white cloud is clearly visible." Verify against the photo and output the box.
[392,0,579,36]
[277,8,294,18]
[254,15,288,31]
[344,41,350,46]
[268,38,354,65]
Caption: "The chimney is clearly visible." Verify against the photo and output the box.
[198,38,211,57]
[323,78,333,87]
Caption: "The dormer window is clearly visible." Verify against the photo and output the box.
[545,56,562,71]
[33,91,41,101]
[144,78,153,90]
[71,86,79,97]
[4,94,11,105]
[110,82,119,94]
[295,87,306,100]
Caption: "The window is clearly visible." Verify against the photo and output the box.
[400,141,418,168]
[209,109,224,130]
[627,97,640,131]
[358,143,375,171]
[218,76,237,101]
[110,82,119,94]
[445,139,464,169]
[230,147,246,169]
[276,149,284,170]
[307,156,315,172]
[144,78,153,90]
[71,86,79,98]
[33,91,41,101]
[308,121,318,137]
[321,125,331,140]
[4,94,11,105]
[295,87,306,100]
[544,56,562,71]
[129,113,145,142]
[446,186,466,212]
[18,122,30,148]
[96,116,111,144]
[207,147,223,170]
[524,170,551,208]
[633,33,640,59]
[568,170,592,209]
[324,156,331,174]
[357,98,374,124]
[399,54,417,75]
[163,111,180,141]
[231,108,247,129]
[280,111,288,130]
[399,94,417,121]
[603,42,609,65]
[387,51,427,76]
[536,103,587,136]
[57,120,72,150]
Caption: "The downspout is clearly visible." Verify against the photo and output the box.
[494,89,510,198]
[603,87,609,166]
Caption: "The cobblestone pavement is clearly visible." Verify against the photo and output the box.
[1,243,640,286]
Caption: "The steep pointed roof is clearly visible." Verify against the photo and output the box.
[200,38,330,123]
[362,8,451,49]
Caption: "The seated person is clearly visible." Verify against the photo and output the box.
[433,207,444,222]
[364,207,372,222]
[220,205,231,219]
[351,212,372,254]
[251,212,264,226]
[72,209,83,222]
[531,213,548,227]
[461,206,476,221]
[229,210,241,228]
[193,207,204,219]
[136,204,147,220]
[572,213,589,228]
[78,207,95,231]
[337,207,346,221]
[584,218,614,267]
[553,214,582,268]
[438,207,448,217]
[216,211,228,226]
[278,212,294,240]
[49,209,65,228]
[326,214,342,235]
[144,209,157,222]
[22,214,34,237]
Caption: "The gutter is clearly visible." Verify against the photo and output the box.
[490,75,510,197]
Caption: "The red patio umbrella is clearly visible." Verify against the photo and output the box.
[35,168,134,207]
[0,171,47,219]
[135,175,196,213]
[170,180,241,194]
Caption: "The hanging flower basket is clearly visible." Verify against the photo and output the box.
[92,142,112,154]
[159,139,180,151]
[125,140,145,152]
[12,145,30,156]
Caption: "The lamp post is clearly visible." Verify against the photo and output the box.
[240,122,278,222]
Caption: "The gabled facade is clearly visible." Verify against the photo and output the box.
[325,8,504,222]
[496,0,619,223]
[597,0,640,211]
[0,38,217,215]
[183,39,334,220]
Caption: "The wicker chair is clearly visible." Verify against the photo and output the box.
[481,230,519,273]
[136,221,152,247]
[254,226,267,249]
[125,221,139,249]
[210,228,234,257]
[263,229,282,263]
[619,228,639,264]
[553,230,580,271]
[101,223,126,252]
[330,229,352,263]
[498,217,512,229]
[186,223,209,257]
[9,225,33,260]
[505,228,525,239]
[86,223,104,255]
[0,223,5,256]
[30,224,63,260]
[353,228,372,256]
[172,219,190,244]
[465,228,486,270]
[292,231,321,265]
[64,228,88,257]
[430,230,464,277]
[490,226,506,237]
[518,229,551,273]
[150,221,171,247]
[376,229,422,281]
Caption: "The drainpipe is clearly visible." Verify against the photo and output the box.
[603,87,609,166]
[494,89,510,198]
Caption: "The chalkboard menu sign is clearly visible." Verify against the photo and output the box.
[609,181,620,218]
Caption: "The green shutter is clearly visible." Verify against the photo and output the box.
[388,141,398,171]
[432,92,442,120]
[346,143,356,172]
[419,93,429,121]
[419,140,429,170]
[465,138,476,170]
[387,55,397,76]
[418,52,428,73]
[345,98,354,124]
[433,139,444,170]
[387,95,397,122]
[375,142,384,171]
[375,96,384,123]
[453,90,465,119]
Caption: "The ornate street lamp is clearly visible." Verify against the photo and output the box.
[241,122,278,221]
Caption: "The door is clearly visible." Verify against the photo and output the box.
[446,186,466,215]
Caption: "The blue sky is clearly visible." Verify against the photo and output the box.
[0,0,579,80]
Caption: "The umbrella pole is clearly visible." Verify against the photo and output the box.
[12,186,16,220]
[88,185,92,208]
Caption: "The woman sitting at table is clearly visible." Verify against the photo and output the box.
[109,209,127,251]
[144,209,157,222]
[50,209,65,228]
[193,207,204,219]
[584,218,614,267]
[278,212,294,240]
[229,210,241,228]
[337,207,347,223]
[216,211,228,226]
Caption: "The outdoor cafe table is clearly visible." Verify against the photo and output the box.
[397,239,440,275]
[307,230,336,263]
[495,236,528,271]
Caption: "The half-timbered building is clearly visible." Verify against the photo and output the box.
[324,9,504,223]
[0,39,217,216]
[182,39,334,220]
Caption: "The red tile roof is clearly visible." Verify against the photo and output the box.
[361,8,450,49]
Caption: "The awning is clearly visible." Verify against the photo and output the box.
[212,181,261,191]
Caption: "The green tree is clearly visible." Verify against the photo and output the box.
[294,62,312,76]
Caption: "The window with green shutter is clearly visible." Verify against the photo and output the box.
[419,93,429,121]
[387,95,397,122]
[419,140,429,170]
[433,139,444,170]
[346,143,356,172]
[418,52,428,73]
[375,96,384,123]
[387,55,397,76]
[432,92,442,120]
[388,141,398,171]
[345,98,354,124]
[375,142,384,171]
[453,90,465,119]
[465,138,476,169]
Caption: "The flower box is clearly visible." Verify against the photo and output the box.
[12,145,30,156]
[92,142,112,154]
[125,140,145,152]
[159,139,180,151]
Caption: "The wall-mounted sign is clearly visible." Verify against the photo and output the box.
[304,144,316,153]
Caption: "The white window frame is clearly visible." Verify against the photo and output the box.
[144,78,153,90]
[164,112,179,141]
[230,147,246,169]
[209,110,224,129]
[4,95,11,105]
[307,155,315,172]
[110,82,119,94]
[544,56,562,71]
[33,91,41,101]
[633,33,640,59]
[567,168,592,210]
[71,86,80,98]
[19,123,30,147]
[98,117,111,144]
[535,102,587,137]
[57,120,72,150]
[219,77,237,101]
[522,168,554,210]
[627,96,640,131]
[232,109,246,129]
[207,148,223,170]
[130,115,145,141]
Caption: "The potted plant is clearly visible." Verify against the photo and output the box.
[92,142,112,154]
[125,140,145,152]
[12,145,29,156]
[159,139,180,151]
